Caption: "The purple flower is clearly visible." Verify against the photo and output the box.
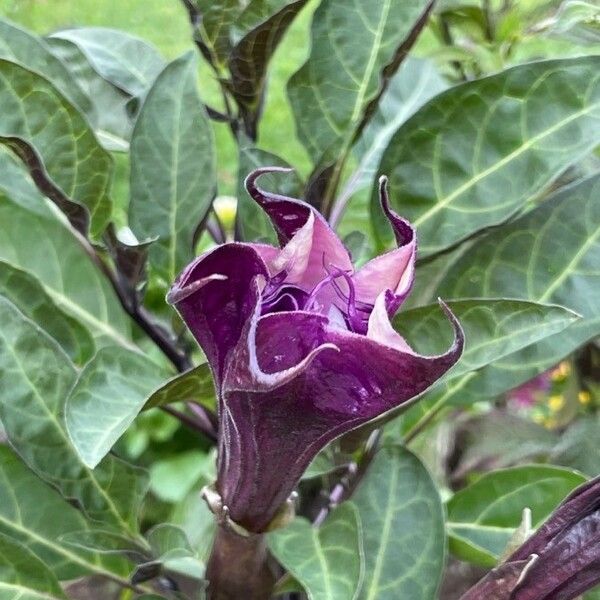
[167,167,463,533]
[461,476,600,600]
[508,371,551,407]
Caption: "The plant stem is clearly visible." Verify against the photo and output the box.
[73,228,192,372]
[162,405,217,442]
[404,398,446,444]
[206,525,276,600]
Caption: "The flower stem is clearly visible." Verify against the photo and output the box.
[206,525,276,600]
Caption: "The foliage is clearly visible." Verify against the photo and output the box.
[0,0,598,598]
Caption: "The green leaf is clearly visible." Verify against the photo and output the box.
[287,0,432,164]
[59,529,145,558]
[0,194,131,347]
[551,416,600,477]
[0,58,114,235]
[66,346,172,469]
[336,57,447,220]
[147,524,193,560]
[0,146,54,216]
[129,52,216,283]
[446,465,586,566]
[0,297,147,535]
[0,533,67,600]
[396,299,579,382]
[228,0,308,134]
[50,27,164,97]
[150,450,215,503]
[269,503,363,600]
[190,0,245,67]
[0,445,129,582]
[303,447,339,480]
[0,18,91,116]
[399,299,579,433]
[143,363,215,411]
[454,411,558,477]
[437,173,600,401]
[353,445,444,600]
[373,56,600,255]
[46,37,132,152]
[0,260,94,364]
[236,139,303,243]
[134,524,204,582]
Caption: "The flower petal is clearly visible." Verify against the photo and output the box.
[167,243,269,383]
[218,306,463,532]
[245,167,352,289]
[366,292,415,353]
[352,176,416,310]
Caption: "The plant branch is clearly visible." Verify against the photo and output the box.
[162,405,217,442]
[312,429,382,526]
[72,228,192,373]
[404,398,446,444]
[180,0,238,134]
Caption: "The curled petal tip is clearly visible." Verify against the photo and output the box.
[378,175,390,210]
[166,273,228,305]
[377,176,415,248]
[244,166,295,197]
[437,297,465,352]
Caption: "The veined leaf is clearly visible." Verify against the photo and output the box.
[0,146,53,216]
[143,363,215,411]
[437,173,600,402]
[236,139,303,243]
[50,27,164,97]
[228,0,308,136]
[373,56,600,255]
[66,346,172,469]
[288,0,432,163]
[0,533,67,600]
[396,299,579,382]
[0,194,131,348]
[0,445,129,582]
[189,0,247,67]
[0,18,91,115]
[129,52,216,283]
[446,465,586,566]
[287,0,431,211]
[0,297,147,535]
[334,57,447,227]
[353,446,444,600]
[0,261,94,364]
[0,59,114,235]
[398,299,579,433]
[268,503,363,600]
[46,37,132,152]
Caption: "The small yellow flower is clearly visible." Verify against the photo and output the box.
[578,390,592,405]
[548,395,565,412]
[544,417,558,429]
[532,413,545,425]
[551,361,571,382]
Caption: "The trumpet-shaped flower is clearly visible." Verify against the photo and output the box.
[167,168,463,532]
